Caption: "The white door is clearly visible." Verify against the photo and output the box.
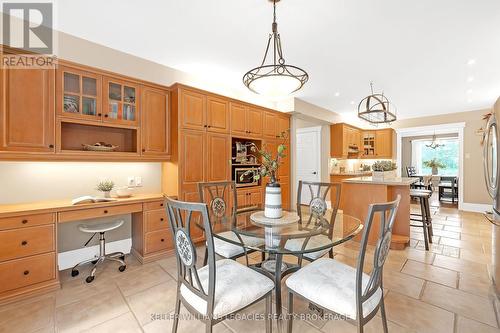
[296,127,321,204]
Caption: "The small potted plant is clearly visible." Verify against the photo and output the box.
[423,158,446,175]
[96,180,115,198]
[241,131,288,219]
[372,161,397,180]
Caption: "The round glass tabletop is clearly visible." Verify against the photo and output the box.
[211,206,363,255]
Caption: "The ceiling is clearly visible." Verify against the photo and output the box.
[53,0,500,119]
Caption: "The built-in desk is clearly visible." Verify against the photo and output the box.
[0,193,171,304]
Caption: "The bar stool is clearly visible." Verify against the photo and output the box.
[71,220,127,283]
[410,189,433,250]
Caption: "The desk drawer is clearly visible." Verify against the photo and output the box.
[144,200,166,211]
[0,225,55,262]
[0,213,54,231]
[58,203,143,223]
[0,253,55,294]
[144,229,173,254]
[145,209,168,232]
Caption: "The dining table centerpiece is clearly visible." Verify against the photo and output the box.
[241,131,288,218]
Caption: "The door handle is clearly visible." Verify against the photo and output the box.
[312,172,317,175]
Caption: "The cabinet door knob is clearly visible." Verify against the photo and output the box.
[104,114,109,118]
[160,238,165,242]
[49,144,54,149]
[160,218,164,221]
[23,270,29,275]
[21,219,28,224]
[21,240,28,246]
[160,203,164,207]
[98,113,102,117]
[142,149,146,152]
[104,210,108,214]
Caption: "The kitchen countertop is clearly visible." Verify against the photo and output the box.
[342,176,419,186]
[330,171,372,176]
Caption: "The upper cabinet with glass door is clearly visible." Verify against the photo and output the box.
[103,77,140,126]
[56,65,102,121]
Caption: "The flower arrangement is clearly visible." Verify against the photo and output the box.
[241,130,289,185]
[372,160,397,172]
[423,158,446,175]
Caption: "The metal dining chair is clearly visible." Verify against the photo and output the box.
[286,195,401,333]
[284,181,341,265]
[165,197,274,333]
[198,181,264,266]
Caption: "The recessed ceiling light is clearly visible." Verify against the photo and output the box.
[467,59,476,65]
[467,76,474,82]
[350,101,355,105]
[334,92,340,97]
[467,89,473,94]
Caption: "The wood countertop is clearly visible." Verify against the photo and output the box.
[0,193,166,218]
[342,177,418,186]
[330,171,372,176]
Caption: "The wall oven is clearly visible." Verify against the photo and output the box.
[234,166,259,187]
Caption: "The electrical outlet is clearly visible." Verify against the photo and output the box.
[135,176,142,187]
[127,177,135,187]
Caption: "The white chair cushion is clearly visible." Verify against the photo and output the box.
[180,259,274,318]
[284,234,332,260]
[286,258,382,319]
[213,231,264,258]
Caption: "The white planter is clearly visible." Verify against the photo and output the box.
[372,170,397,181]
[264,184,283,219]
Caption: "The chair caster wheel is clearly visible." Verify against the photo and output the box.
[85,276,95,283]
[91,260,98,265]
[119,265,126,272]
[71,269,79,277]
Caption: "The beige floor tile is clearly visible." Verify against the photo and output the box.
[384,291,454,333]
[321,315,415,333]
[415,242,444,254]
[126,280,179,326]
[432,229,460,239]
[81,312,142,333]
[439,237,484,252]
[55,288,129,332]
[56,273,119,307]
[459,272,495,298]
[115,263,173,296]
[401,260,458,287]
[460,248,491,264]
[383,270,424,299]
[404,248,435,264]
[422,282,497,327]
[456,316,500,333]
[0,294,55,333]
[433,254,490,277]
[441,245,460,258]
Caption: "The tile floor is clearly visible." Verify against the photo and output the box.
[0,205,499,333]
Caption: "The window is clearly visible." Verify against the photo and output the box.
[412,138,459,175]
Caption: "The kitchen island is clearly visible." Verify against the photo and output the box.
[341,176,418,249]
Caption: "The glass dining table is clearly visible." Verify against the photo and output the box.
[210,205,363,317]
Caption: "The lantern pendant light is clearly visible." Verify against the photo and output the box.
[243,0,308,99]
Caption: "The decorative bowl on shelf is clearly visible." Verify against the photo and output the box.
[115,186,134,198]
[82,142,118,152]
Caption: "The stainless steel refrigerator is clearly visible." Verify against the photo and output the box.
[483,97,500,299]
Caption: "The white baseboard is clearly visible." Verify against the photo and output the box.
[58,238,132,271]
[460,202,491,213]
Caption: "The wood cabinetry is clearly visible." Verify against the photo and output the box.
[1,56,171,161]
[141,86,170,157]
[237,187,263,208]
[330,123,361,159]
[230,102,263,138]
[375,129,393,158]
[264,111,290,139]
[0,66,55,153]
[207,96,230,133]
[331,123,394,159]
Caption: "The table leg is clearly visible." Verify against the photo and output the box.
[274,253,283,318]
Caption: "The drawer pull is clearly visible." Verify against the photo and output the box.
[104,210,108,214]
[160,238,165,242]
[21,240,28,246]
[23,270,29,275]
[160,218,164,221]
[160,203,164,207]
[22,219,28,224]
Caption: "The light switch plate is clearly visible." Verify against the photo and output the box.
[127,177,135,187]
[135,176,142,187]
